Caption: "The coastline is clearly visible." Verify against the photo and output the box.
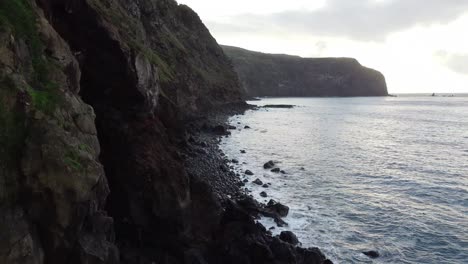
[182,102,333,263]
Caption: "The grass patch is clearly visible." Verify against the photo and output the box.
[27,82,61,114]
[0,0,50,86]
[64,148,84,172]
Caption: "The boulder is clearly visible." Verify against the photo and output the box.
[245,170,254,176]
[279,231,299,245]
[266,200,289,217]
[264,160,275,169]
[253,179,263,185]
[260,191,268,198]
[363,251,380,258]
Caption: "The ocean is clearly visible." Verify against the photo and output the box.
[220,96,468,263]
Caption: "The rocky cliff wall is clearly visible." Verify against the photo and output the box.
[222,45,388,97]
[0,1,330,264]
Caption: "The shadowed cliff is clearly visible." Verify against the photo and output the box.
[222,45,389,97]
[0,1,331,264]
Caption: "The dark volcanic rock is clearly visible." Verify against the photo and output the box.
[260,191,268,197]
[253,179,263,185]
[280,231,299,245]
[244,125,251,129]
[240,150,246,153]
[363,250,380,258]
[223,45,388,97]
[245,170,254,175]
[213,125,231,135]
[271,168,281,173]
[0,0,331,263]
[266,200,290,217]
[263,104,295,108]
[264,160,276,169]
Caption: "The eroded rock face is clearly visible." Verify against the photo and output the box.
[222,45,389,97]
[0,1,329,264]
[1,1,116,263]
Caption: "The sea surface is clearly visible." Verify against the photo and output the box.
[220,96,468,263]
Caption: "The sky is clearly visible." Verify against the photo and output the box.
[177,0,468,94]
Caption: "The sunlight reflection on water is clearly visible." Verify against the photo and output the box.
[221,97,468,264]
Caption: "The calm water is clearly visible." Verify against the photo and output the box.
[220,97,468,263]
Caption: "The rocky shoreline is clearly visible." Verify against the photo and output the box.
[181,102,333,264]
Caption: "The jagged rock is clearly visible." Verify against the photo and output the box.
[279,231,299,245]
[267,200,290,217]
[245,170,254,175]
[253,179,263,185]
[264,160,275,169]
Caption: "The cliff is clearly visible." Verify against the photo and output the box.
[222,45,389,97]
[0,1,330,264]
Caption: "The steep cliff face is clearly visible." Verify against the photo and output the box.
[0,1,330,264]
[0,0,242,263]
[222,45,388,97]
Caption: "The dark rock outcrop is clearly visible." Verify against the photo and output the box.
[222,45,388,97]
[280,231,299,245]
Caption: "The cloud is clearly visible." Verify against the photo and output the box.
[435,51,468,75]
[208,0,468,41]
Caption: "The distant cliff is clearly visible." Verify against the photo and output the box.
[222,45,388,97]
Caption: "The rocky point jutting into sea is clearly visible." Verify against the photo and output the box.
[222,45,388,97]
[0,1,385,263]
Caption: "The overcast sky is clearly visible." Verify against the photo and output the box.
[178,0,468,94]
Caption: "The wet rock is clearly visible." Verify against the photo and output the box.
[263,104,295,109]
[300,167,305,171]
[243,179,248,183]
[274,217,288,227]
[228,125,237,130]
[231,159,239,164]
[199,141,208,148]
[271,168,280,173]
[253,179,263,185]
[260,191,268,197]
[363,250,380,258]
[262,184,269,188]
[240,150,246,153]
[244,125,251,129]
[266,200,289,217]
[279,231,299,245]
[213,125,231,135]
[263,160,275,169]
[245,170,254,176]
